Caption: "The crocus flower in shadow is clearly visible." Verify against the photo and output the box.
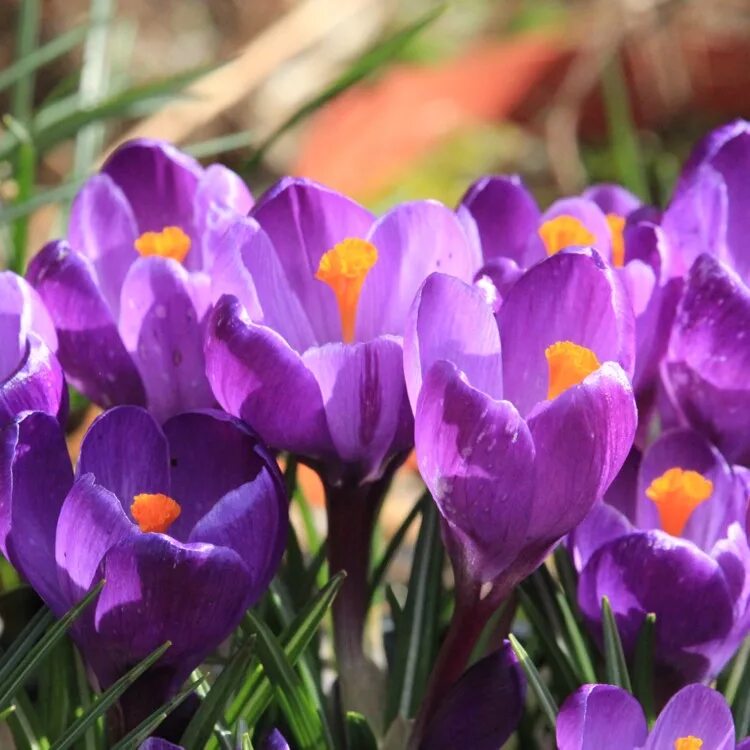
[27,139,253,421]
[0,406,287,734]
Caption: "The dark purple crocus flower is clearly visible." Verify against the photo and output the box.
[658,122,750,463]
[0,271,65,427]
[27,139,252,421]
[571,427,750,686]
[405,247,637,723]
[0,406,286,730]
[457,176,674,403]
[557,683,745,750]
[139,740,182,750]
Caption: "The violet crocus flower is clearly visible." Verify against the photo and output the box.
[0,271,65,426]
[458,176,676,405]
[27,139,252,422]
[557,683,748,750]
[659,120,750,463]
[404,247,637,726]
[571,427,750,686]
[0,406,287,730]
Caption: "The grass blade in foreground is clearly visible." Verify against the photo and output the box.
[509,634,557,730]
[601,596,632,692]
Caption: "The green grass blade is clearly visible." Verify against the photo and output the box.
[11,0,41,124]
[0,179,84,227]
[0,581,104,710]
[245,611,329,750]
[601,596,632,692]
[632,612,656,723]
[50,641,171,750]
[509,634,557,730]
[110,678,204,750]
[0,605,55,686]
[345,711,377,750]
[179,635,254,750]
[6,688,47,750]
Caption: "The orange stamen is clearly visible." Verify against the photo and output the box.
[646,467,713,537]
[674,737,703,750]
[131,493,182,534]
[134,226,191,263]
[545,341,601,400]
[315,238,378,343]
[538,215,596,256]
[606,214,626,267]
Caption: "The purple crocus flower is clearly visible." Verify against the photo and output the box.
[404,247,637,723]
[457,176,674,404]
[27,139,252,421]
[557,683,747,750]
[571,427,750,686]
[0,405,287,729]
[0,271,65,426]
[659,121,750,463]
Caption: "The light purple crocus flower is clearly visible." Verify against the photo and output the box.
[571,428,750,686]
[404,247,637,722]
[660,120,750,463]
[0,406,287,729]
[27,139,252,422]
[0,271,65,426]
[557,683,748,750]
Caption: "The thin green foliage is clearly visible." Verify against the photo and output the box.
[601,596,632,692]
[509,634,557,730]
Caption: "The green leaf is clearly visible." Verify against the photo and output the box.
[50,641,171,750]
[0,605,55,687]
[0,581,104,710]
[509,634,557,730]
[725,636,750,708]
[6,688,48,750]
[601,596,632,692]
[37,639,73,740]
[345,711,378,750]
[369,493,426,601]
[386,499,444,722]
[245,611,329,750]
[244,4,445,170]
[632,612,656,723]
[110,677,204,750]
[209,572,345,750]
[179,634,254,750]
[11,0,41,124]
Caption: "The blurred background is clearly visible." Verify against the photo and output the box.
[2,0,750,581]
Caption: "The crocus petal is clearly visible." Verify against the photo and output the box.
[420,642,525,750]
[77,406,170,507]
[578,531,735,674]
[524,363,637,546]
[101,139,202,237]
[259,730,290,750]
[205,295,331,457]
[415,361,535,582]
[67,173,138,316]
[250,177,374,343]
[303,335,412,481]
[582,183,642,217]
[568,502,632,571]
[119,257,214,421]
[644,684,734,750]
[666,253,750,463]
[1,412,72,613]
[26,240,146,408]
[138,740,182,750]
[356,200,480,341]
[404,273,503,411]
[456,175,541,267]
[556,684,647,750]
[498,248,635,416]
[93,534,251,686]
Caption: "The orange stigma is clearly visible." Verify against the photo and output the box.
[538,215,596,256]
[315,238,377,342]
[545,341,601,400]
[131,493,182,534]
[675,737,703,750]
[134,226,191,263]
[646,467,713,537]
[606,214,626,267]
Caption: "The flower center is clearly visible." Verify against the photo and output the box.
[545,341,601,400]
[538,215,596,256]
[675,737,703,750]
[315,238,378,343]
[134,226,191,263]
[645,467,713,537]
[131,492,182,534]
[606,213,626,267]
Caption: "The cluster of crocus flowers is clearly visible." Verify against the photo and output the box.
[0,406,287,729]
[557,683,749,749]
